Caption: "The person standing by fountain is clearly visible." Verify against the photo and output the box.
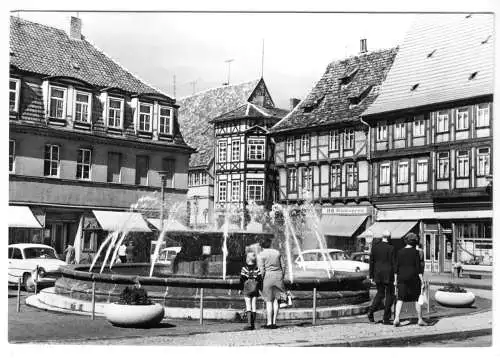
[126,241,135,263]
[240,250,262,330]
[118,242,127,263]
[257,237,285,329]
[393,233,427,327]
[367,230,395,325]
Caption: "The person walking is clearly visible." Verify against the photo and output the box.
[126,241,135,263]
[240,250,262,330]
[118,242,127,263]
[367,230,395,325]
[257,237,285,329]
[393,233,427,327]
[63,244,76,264]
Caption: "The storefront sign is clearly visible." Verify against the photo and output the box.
[322,207,368,215]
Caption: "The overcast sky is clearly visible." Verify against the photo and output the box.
[15,12,416,108]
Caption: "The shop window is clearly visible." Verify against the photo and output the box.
[456,222,492,266]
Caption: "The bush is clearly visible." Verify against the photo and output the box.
[118,286,153,305]
[438,282,467,293]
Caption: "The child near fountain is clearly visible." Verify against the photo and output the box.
[240,250,262,330]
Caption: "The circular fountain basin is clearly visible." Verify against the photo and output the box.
[49,264,370,319]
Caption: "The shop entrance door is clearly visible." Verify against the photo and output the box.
[424,232,439,273]
[45,223,68,255]
[442,233,453,273]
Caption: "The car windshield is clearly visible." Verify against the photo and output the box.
[23,247,58,259]
[330,252,347,260]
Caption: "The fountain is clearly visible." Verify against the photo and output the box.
[28,193,371,321]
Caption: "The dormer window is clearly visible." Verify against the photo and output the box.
[9,78,20,112]
[138,103,153,132]
[339,67,359,85]
[159,106,173,135]
[74,91,91,123]
[49,85,67,119]
[107,97,124,129]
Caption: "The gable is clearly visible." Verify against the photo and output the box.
[248,78,275,108]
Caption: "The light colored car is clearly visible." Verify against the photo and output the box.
[8,243,66,291]
[295,249,369,274]
[150,246,181,265]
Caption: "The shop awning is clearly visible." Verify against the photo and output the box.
[8,206,43,228]
[92,210,151,232]
[147,219,189,231]
[377,209,492,221]
[320,215,368,237]
[358,221,418,240]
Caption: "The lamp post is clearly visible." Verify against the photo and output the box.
[365,230,374,252]
[158,171,169,232]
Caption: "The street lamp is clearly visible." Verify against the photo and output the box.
[157,171,169,232]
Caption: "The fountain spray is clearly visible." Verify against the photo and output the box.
[89,232,114,272]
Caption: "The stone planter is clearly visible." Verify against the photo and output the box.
[434,290,475,307]
[105,303,165,327]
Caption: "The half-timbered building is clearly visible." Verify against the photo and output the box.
[360,14,493,275]
[210,79,288,226]
[270,44,397,252]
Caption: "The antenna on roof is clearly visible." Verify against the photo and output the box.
[223,59,234,86]
[173,75,176,98]
[261,39,265,78]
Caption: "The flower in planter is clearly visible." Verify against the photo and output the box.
[118,286,153,305]
[438,282,467,293]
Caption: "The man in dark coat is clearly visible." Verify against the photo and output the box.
[367,230,395,324]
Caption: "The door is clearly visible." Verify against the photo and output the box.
[442,233,453,273]
[424,233,439,272]
[46,223,67,255]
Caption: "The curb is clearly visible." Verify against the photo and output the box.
[304,328,492,347]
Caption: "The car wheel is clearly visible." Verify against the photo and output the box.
[355,267,360,272]
[23,273,35,292]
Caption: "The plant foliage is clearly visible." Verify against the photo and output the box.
[438,282,467,293]
[118,286,153,305]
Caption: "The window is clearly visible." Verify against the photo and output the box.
[218,141,227,162]
[477,147,490,176]
[436,111,449,133]
[476,104,490,128]
[107,152,121,183]
[344,129,355,149]
[394,122,406,140]
[138,103,153,132]
[231,181,240,202]
[76,148,92,180]
[456,108,469,131]
[107,97,123,128]
[9,140,15,173]
[413,118,425,137]
[200,172,207,185]
[162,158,175,187]
[247,138,265,160]
[288,168,297,192]
[379,163,390,185]
[329,130,339,151]
[346,163,357,190]
[231,140,240,161]
[83,232,97,251]
[43,144,59,177]
[457,150,470,178]
[159,106,173,135]
[286,137,295,155]
[74,91,90,122]
[247,179,264,202]
[135,155,149,185]
[330,164,341,190]
[397,161,409,184]
[437,152,450,179]
[218,181,227,202]
[377,125,387,141]
[302,167,312,192]
[49,86,66,119]
[416,160,428,183]
[300,134,310,154]
[9,78,20,112]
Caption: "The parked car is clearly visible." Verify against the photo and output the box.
[8,243,66,291]
[150,246,181,265]
[295,249,369,274]
[350,251,371,264]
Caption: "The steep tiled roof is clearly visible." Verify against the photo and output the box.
[271,48,398,133]
[10,16,164,96]
[212,102,289,122]
[364,14,494,116]
[178,79,260,168]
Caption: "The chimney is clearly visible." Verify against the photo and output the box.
[360,39,367,54]
[289,98,300,111]
[69,16,82,40]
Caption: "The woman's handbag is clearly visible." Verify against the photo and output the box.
[243,279,259,295]
[279,291,293,308]
[418,281,428,306]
